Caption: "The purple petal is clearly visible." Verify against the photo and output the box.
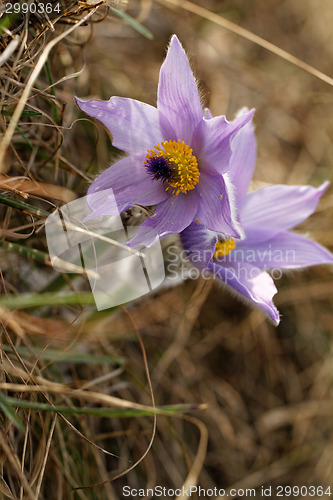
[180,222,218,264]
[157,35,203,144]
[129,190,198,247]
[203,108,213,120]
[85,188,128,219]
[241,182,329,244]
[192,108,254,176]
[88,155,169,210]
[237,231,333,268]
[76,97,169,155]
[195,173,244,239]
[229,109,257,200]
[209,261,280,324]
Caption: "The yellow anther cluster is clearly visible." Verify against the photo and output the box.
[213,238,236,258]
[146,139,200,195]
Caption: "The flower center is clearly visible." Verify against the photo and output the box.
[213,238,236,259]
[145,140,200,195]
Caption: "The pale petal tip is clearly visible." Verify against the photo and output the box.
[243,107,255,122]
[319,180,330,195]
[235,107,256,129]
[74,96,83,108]
[167,34,188,60]
[269,308,280,326]
[203,108,213,120]
[75,96,93,112]
[224,107,255,127]
[169,34,182,47]
[74,96,86,105]
[228,222,245,241]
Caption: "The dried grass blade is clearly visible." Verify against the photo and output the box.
[0,175,77,202]
[158,0,333,87]
[0,6,100,169]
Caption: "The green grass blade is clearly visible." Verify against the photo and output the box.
[0,194,50,218]
[0,393,25,432]
[2,345,124,366]
[109,7,153,39]
[0,241,87,276]
[1,110,42,117]
[0,12,19,34]
[1,395,203,419]
[0,292,99,309]
[0,240,52,265]
[44,61,60,123]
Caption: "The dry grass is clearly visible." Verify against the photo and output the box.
[1,0,333,498]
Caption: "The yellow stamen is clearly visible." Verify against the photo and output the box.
[146,139,200,195]
[213,238,236,258]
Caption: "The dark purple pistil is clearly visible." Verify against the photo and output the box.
[146,156,173,183]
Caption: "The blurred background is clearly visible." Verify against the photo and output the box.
[1,0,333,498]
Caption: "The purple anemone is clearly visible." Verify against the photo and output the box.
[180,119,333,324]
[76,35,254,245]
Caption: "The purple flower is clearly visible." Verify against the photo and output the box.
[180,119,333,324]
[76,35,254,245]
